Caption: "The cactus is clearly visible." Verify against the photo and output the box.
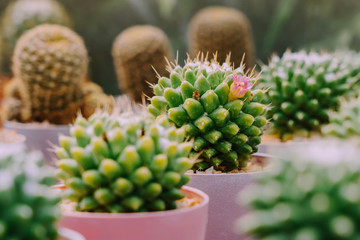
[237,141,360,239]
[0,146,60,239]
[188,6,255,71]
[3,24,87,124]
[112,25,173,102]
[322,97,360,140]
[148,57,268,172]
[260,50,360,141]
[55,110,193,213]
[1,0,71,73]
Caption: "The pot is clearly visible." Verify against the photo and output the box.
[58,228,85,240]
[3,121,69,166]
[186,154,271,240]
[58,186,209,240]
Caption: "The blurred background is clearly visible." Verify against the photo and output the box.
[1,0,360,95]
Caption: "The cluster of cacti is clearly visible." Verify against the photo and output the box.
[322,97,360,140]
[0,147,60,239]
[188,6,255,70]
[1,0,71,73]
[237,141,360,239]
[1,24,111,124]
[260,50,360,140]
[55,111,193,212]
[112,25,173,102]
[148,57,268,172]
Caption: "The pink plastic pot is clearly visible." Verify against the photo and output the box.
[58,186,209,240]
[58,228,85,240]
[186,154,271,240]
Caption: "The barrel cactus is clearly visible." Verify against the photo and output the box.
[1,0,71,73]
[188,6,255,70]
[237,140,360,239]
[0,147,60,239]
[55,110,193,212]
[148,57,268,172]
[261,50,360,141]
[112,25,173,102]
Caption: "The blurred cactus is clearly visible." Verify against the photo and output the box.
[112,25,173,102]
[56,110,193,212]
[0,0,72,74]
[188,6,255,70]
[0,147,60,239]
[149,57,268,172]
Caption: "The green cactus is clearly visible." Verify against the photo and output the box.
[148,57,268,172]
[188,6,255,71]
[55,110,193,213]
[112,25,173,102]
[237,141,360,239]
[322,97,360,140]
[261,50,360,141]
[0,147,60,239]
[1,0,72,73]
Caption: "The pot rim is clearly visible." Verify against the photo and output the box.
[55,185,209,219]
[4,120,69,130]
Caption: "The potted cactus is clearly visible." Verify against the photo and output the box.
[1,24,111,165]
[259,50,360,151]
[237,140,360,239]
[0,144,85,240]
[148,56,270,240]
[55,110,209,240]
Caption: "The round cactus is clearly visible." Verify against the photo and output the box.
[55,110,193,213]
[261,50,360,141]
[112,25,173,102]
[237,141,360,239]
[188,6,255,70]
[0,146,60,239]
[1,0,71,73]
[148,57,268,172]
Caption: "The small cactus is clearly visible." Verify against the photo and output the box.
[0,147,60,239]
[1,0,71,73]
[112,25,173,102]
[261,50,360,141]
[148,56,268,172]
[55,110,193,213]
[237,140,360,239]
[188,6,255,70]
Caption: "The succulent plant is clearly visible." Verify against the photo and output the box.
[322,97,360,140]
[112,25,173,102]
[55,110,193,213]
[1,0,72,73]
[260,50,360,141]
[0,146,60,239]
[188,6,255,70]
[148,57,268,172]
[237,140,360,239]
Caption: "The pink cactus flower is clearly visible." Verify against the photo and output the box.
[228,74,253,100]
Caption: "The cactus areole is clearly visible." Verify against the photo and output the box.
[149,57,268,172]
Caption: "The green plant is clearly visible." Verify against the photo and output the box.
[55,110,193,212]
[112,25,173,102]
[237,140,360,239]
[261,50,360,141]
[1,0,72,73]
[188,6,255,70]
[0,147,60,239]
[148,57,268,172]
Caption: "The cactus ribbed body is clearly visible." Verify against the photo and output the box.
[238,141,360,239]
[0,148,60,239]
[149,59,268,172]
[188,6,255,70]
[261,51,360,140]
[112,25,173,102]
[11,24,88,124]
[56,112,193,212]
[1,0,71,73]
